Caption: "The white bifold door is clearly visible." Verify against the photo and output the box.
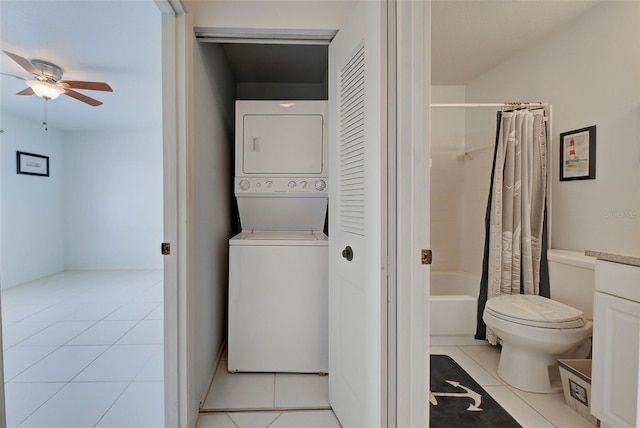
[328,1,388,427]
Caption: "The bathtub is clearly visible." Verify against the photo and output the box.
[430,271,479,337]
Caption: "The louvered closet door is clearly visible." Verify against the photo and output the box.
[328,1,387,427]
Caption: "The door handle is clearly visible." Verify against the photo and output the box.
[342,246,353,261]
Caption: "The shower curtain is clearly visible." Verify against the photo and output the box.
[475,109,551,344]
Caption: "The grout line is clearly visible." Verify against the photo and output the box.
[200,406,333,414]
[506,385,562,428]
[92,380,134,427]
[226,413,241,428]
[5,320,57,348]
[266,412,283,428]
[4,344,62,382]
[273,372,277,408]
[4,381,67,427]
[1,270,165,428]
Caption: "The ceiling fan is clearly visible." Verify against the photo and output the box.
[1,50,112,107]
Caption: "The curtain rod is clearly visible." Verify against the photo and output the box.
[430,102,549,108]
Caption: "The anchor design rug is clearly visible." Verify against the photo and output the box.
[430,354,522,428]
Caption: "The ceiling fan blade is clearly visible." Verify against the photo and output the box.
[0,72,27,81]
[16,87,35,96]
[60,80,113,92]
[3,50,39,76]
[64,88,103,106]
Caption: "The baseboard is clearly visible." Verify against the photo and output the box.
[199,337,227,409]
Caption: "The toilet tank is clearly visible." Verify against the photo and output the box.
[548,249,596,320]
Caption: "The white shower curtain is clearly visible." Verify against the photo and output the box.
[486,109,548,344]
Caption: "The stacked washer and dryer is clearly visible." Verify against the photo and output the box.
[228,101,329,373]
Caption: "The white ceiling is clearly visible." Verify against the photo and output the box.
[0,1,599,132]
[431,0,600,85]
[0,1,161,132]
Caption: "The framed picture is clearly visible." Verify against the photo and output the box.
[16,151,50,177]
[560,126,596,181]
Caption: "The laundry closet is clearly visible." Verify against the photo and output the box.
[191,38,331,401]
[182,2,429,425]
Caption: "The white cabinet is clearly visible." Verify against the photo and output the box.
[591,260,640,428]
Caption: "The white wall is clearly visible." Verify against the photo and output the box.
[0,112,65,289]
[64,130,163,270]
[430,86,465,272]
[184,0,354,30]
[192,41,236,407]
[459,129,493,277]
[466,1,640,256]
[460,106,496,277]
[430,86,494,276]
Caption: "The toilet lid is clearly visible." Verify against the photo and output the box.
[485,295,585,329]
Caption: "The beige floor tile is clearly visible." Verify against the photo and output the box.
[483,386,555,428]
[459,343,503,380]
[229,411,282,427]
[269,410,341,428]
[202,362,275,410]
[274,373,330,408]
[510,388,596,428]
[196,414,238,428]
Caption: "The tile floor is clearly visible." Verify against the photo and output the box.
[431,342,596,428]
[198,350,338,427]
[1,270,164,428]
[197,341,596,428]
[1,271,594,428]
[201,350,331,411]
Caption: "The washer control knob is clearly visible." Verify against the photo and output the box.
[288,180,297,188]
[265,180,273,188]
[239,179,250,191]
[315,180,327,191]
[300,181,308,188]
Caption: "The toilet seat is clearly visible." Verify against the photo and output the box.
[485,295,585,329]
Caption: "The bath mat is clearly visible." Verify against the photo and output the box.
[430,354,522,428]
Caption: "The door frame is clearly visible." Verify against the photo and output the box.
[0,3,184,428]
[156,1,190,427]
[161,0,430,426]
[393,1,430,426]
[0,117,5,428]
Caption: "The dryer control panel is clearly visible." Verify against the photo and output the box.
[235,177,328,195]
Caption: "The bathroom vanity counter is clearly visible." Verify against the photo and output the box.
[591,257,640,428]
[585,250,640,267]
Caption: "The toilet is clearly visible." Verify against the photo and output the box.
[482,250,596,393]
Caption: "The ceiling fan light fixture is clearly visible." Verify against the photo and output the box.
[26,80,65,100]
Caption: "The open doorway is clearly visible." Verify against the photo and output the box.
[173,2,430,426]
[192,40,336,424]
[0,1,164,427]
[428,2,633,427]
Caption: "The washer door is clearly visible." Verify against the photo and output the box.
[227,244,328,373]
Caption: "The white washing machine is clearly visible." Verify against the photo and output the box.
[228,101,329,373]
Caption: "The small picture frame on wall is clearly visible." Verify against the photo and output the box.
[559,126,596,181]
[16,151,50,177]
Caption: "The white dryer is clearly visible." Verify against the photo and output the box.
[228,101,329,373]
